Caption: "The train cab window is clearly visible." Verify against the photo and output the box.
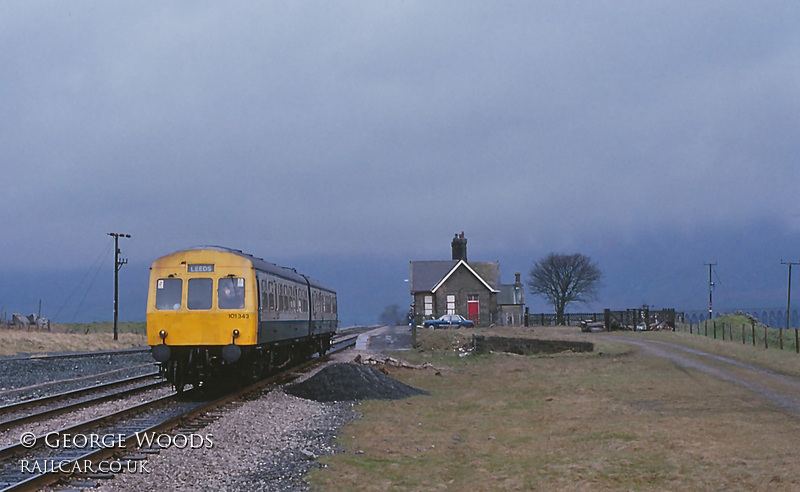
[155,278,182,310]
[187,278,213,310]
[218,277,245,309]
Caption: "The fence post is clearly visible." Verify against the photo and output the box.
[705,321,708,337]
[721,322,725,341]
[689,320,693,335]
[780,327,784,350]
[765,325,768,349]
[796,328,799,354]
[742,324,745,344]
[752,321,755,347]
[714,321,717,340]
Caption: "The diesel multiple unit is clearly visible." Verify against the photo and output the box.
[146,246,337,392]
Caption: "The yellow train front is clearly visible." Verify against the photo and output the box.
[146,246,337,392]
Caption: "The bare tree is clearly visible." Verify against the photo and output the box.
[527,253,602,325]
[379,304,405,326]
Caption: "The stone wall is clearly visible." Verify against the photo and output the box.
[473,335,594,355]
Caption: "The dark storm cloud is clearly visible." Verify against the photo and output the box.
[1,1,799,322]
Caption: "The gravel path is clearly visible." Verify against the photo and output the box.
[606,336,800,418]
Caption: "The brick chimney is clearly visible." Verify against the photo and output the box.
[451,232,467,261]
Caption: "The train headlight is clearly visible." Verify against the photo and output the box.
[159,330,167,340]
[232,329,240,339]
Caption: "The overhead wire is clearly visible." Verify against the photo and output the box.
[51,241,113,322]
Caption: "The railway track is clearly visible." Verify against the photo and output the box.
[0,347,150,363]
[0,373,165,431]
[0,333,358,491]
[0,358,157,407]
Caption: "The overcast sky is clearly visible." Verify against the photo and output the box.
[2,2,799,324]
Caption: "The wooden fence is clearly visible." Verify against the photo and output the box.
[677,319,800,353]
[525,312,604,327]
[526,308,676,331]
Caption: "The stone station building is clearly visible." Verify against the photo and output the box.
[409,233,525,327]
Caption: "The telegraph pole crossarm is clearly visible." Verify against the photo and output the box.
[108,233,131,341]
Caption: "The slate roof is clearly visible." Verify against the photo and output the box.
[409,260,500,294]
[470,261,500,289]
[409,260,458,293]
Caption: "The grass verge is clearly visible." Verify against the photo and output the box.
[309,326,800,490]
[0,322,146,356]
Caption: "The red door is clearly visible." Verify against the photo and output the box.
[467,295,479,324]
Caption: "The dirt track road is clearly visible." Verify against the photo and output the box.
[606,335,800,418]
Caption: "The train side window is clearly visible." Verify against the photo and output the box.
[155,278,182,310]
[187,278,213,310]
[269,281,276,311]
[218,277,245,310]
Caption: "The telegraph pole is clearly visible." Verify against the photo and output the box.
[781,260,800,335]
[704,262,717,321]
[108,233,131,340]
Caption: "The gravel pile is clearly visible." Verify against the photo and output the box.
[285,363,430,402]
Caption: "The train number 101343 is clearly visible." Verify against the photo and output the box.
[228,313,250,319]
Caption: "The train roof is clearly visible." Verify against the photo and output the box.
[163,246,336,293]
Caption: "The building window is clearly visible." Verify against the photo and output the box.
[446,294,456,314]
[424,295,433,316]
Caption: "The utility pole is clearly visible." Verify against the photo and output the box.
[781,260,800,334]
[704,262,717,321]
[108,232,131,340]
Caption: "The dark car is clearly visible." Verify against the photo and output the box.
[423,314,475,329]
